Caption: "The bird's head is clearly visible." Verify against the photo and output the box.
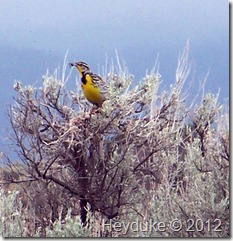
[69,61,90,76]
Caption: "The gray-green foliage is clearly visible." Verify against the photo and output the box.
[0,189,25,237]
[36,209,91,237]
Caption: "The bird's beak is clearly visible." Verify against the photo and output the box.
[69,63,75,67]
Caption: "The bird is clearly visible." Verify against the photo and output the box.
[70,61,108,108]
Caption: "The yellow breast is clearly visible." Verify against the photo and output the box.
[81,74,105,107]
[82,82,102,105]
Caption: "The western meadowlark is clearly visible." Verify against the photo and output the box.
[70,61,108,107]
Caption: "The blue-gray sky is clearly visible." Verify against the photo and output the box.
[0,0,229,159]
